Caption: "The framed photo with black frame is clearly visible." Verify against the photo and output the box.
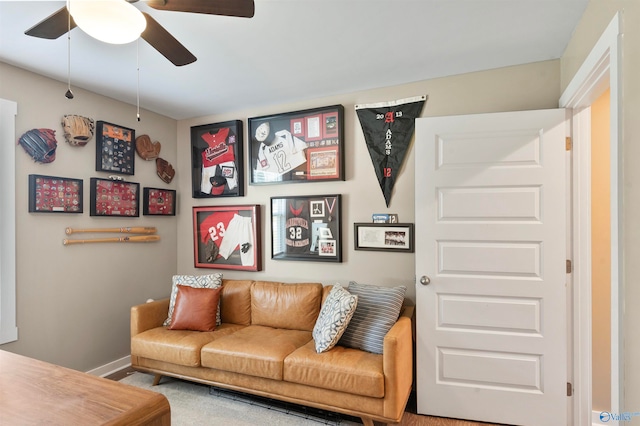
[354,223,414,252]
[193,204,261,271]
[89,177,140,217]
[249,105,344,184]
[28,174,83,213]
[270,194,342,262]
[143,187,176,216]
[95,121,135,175]
[191,120,244,198]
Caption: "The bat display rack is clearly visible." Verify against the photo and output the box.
[62,226,160,245]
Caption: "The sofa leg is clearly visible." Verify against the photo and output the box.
[361,417,375,426]
[152,374,162,386]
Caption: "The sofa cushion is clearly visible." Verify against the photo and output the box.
[312,284,358,353]
[201,325,312,380]
[338,282,406,354]
[220,279,253,325]
[168,285,222,332]
[284,340,384,398]
[251,281,322,331]
[164,274,223,327]
[131,323,245,367]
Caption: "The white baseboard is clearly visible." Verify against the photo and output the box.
[593,410,619,426]
[85,355,131,378]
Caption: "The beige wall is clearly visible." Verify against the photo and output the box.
[0,62,178,371]
[1,59,561,372]
[592,89,611,412]
[175,60,561,304]
[561,0,640,417]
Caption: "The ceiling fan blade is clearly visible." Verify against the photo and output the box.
[25,7,77,39]
[146,0,254,18]
[141,12,197,66]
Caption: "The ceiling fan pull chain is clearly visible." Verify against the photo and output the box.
[64,0,74,100]
[136,37,141,122]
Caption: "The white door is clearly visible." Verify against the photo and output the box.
[415,109,567,426]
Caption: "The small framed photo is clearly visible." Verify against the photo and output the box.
[191,120,244,198]
[28,174,83,213]
[354,223,414,252]
[270,194,342,262]
[89,177,139,217]
[249,105,344,184]
[95,121,135,175]
[193,205,261,271]
[143,188,176,216]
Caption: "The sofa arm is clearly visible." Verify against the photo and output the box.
[382,305,415,419]
[130,298,170,337]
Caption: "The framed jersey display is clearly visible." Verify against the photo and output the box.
[270,194,342,262]
[95,121,135,175]
[191,120,244,198]
[28,174,83,213]
[193,204,262,271]
[249,105,344,184]
[89,177,139,217]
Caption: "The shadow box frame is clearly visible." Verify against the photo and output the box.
[95,120,136,176]
[89,177,140,217]
[270,194,342,263]
[28,174,83,214]
[248,105,345,185]
[354,222,415,253]
[193,204,262,272]
[143,187,176,216]
[191,120,244,198]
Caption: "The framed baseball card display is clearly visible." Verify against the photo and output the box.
[193,205,261,271]
[28,174,83,213]
[191,120,244,198]
[95,121,135,175]
[89,177,139,217]
[354,223,414,252]
[270,194,342,262]
[143,187,176,216]
[249,105,344,184]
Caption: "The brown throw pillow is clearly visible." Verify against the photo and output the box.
[168,285,222,331]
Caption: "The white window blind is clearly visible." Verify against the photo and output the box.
[0,98,18,344]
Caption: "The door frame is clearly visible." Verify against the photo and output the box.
[559,12,622,425]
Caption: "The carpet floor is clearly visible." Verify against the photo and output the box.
[119,371,501,426]
[119,372,361,425]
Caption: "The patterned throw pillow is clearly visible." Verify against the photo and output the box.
[312,284,358,353]
[164,273,223,327]
[337,281,406,354]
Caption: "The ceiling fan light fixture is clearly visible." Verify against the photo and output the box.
[67,0,146,44]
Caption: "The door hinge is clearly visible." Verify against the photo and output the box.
[567,382,573,397]
[566,259,572,274]
[566,137,572,151]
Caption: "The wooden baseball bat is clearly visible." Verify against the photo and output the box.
[63,235,160,245]
[65,227,157,235]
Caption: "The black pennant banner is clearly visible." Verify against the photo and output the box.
[356,95,427,207]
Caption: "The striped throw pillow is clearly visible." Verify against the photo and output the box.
[338,281,406,354]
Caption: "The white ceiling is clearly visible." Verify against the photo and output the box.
[0,0,589,120]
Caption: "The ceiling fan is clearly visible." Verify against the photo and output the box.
[24,0,255,66]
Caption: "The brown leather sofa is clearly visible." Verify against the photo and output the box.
[130,280,414,426]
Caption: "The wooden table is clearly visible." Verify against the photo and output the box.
[0,350,170,425]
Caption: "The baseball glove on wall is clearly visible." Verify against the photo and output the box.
[136,134,161,160]
[156,157,175,183]
[61,115,95,146]
[18,128,58,163]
